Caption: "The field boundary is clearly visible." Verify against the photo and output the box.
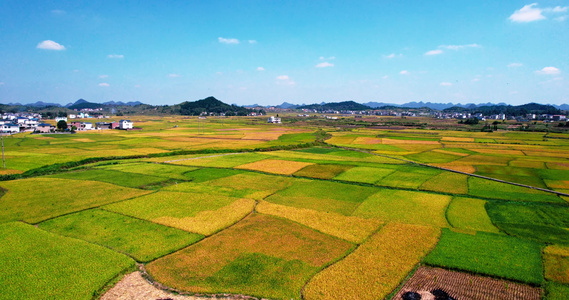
[332,145,569,198]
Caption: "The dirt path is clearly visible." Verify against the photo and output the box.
[101,272,255,300]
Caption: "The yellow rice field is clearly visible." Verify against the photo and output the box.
[235,159,314,175]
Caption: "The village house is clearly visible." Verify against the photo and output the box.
[35,123,53,133]
[1,123,20,134]
[119,120,133,129]
[267,116,281,124]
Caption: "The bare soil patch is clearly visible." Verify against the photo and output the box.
[393,266,541,300]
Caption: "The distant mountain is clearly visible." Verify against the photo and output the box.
[67,99,104,110]
[553,104,569,110]
[178,96,250,116]
[363,102,398,108]
[276,102,299,109]
[443,103,561,116]
[298,101,372,111]
[102,101,144,106]
[20,101,61,107]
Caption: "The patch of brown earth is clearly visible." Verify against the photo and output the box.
[394,266,541,300]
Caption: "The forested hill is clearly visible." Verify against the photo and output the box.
[178,96,251,116]
[442,103,562,116]
[298,101,372,111]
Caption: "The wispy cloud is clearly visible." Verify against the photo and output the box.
[509,3,568,22]
[218,37,239,44]
[98,83,109,87]
[319,56,336,60]
[276,75,295,85]
[399,70,409,75]
[37,40,65,50]
[383,53,403,59]
[248,40,257,44]
[536,66,561,75]
[508,62,523,68]
[107,54,124,59]
[99,75,109,79]
[440,82,453,86]
[315,62,334,68]
[439,44,481,50]
[168,73,181,78]
[424,49,443,56]
[0,82,5,85]
[257,67,265,71]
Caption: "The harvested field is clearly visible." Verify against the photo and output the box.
[303,223,440,300]
[394,266,541,300]
[256,200,382,243]
[146,214,352,300]
[354,189,451,227]
[235,159,313,175]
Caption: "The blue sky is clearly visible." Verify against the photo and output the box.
[0,1,568,106]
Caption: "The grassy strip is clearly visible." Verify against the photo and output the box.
[303,222,440,300]
[38,209,203,262]
[423,228,544,285]
[0,222,135,300]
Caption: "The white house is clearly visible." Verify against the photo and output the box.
[55,116,68,123]
[267,116,281,124]
[81,122,93,130]
[2,123,20,133]
[119,119,133,129]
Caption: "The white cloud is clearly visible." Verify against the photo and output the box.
[399,70,409,75]
[168,73,181,78]
[383,53,403,59]
[98,83,109,87]
[248,40,257,44]
[536,66,561,75]
[508,62,523,68]
[510,3,545,22]
[99,75,109,78]
[472,78,480,82]
[218,37,239,44]
[424,49,443,56]
[36,40,65,50]
[257,67,265,71]
[276,75,295,85]
[0,82,5,85]
[319,56,336,60]
[510,3,568,22]
[440,82,452,86]
[107,54,124,59]
[315,62,334,68]
[555,15,568,21]
[440,44,481,50]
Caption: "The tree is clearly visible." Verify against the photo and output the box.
[56,120,67,131]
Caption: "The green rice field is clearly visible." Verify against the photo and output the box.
[1,116,569,299]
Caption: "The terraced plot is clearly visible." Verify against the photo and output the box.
[446,197,500,233]
[104,191,255,235]
[423,229,544,285]
[0,177,151,224]
[0,222,135,300]
[38,209,202,262]
[303,223,440,300]
[146,214,353,300]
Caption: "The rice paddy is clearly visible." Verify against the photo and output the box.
[2,116,569,299]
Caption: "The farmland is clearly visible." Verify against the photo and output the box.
[1,115,569,299]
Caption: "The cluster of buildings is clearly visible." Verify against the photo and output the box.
[434,112,568,122]
[0,113,134,134]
